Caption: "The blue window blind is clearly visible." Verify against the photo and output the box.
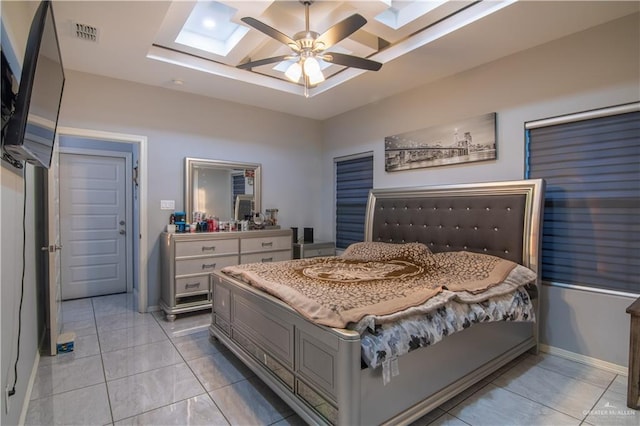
[335,155,373,249]
[526,107,640,293]
[232,174,245,210]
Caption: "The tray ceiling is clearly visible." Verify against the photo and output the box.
[51,1,639,119]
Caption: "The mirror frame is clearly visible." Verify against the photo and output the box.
[184,157,262,223]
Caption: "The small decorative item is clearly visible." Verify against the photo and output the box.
[304,227,314,243]
[384,112,497,171]
[265,208,279,226]
[245,169,255,186]
[252,212,264,229]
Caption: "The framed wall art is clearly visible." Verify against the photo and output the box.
[385,112,497,172]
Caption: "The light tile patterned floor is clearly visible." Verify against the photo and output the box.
[25,293,638,426]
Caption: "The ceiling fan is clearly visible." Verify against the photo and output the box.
[237,0,383,96]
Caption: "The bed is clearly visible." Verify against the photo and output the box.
[209,179,545,425]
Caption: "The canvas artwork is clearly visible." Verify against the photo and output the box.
[385,112,497,171]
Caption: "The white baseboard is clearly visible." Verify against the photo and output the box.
[18,352,40,425]
[147,304,160,312]
[540,344,628,376]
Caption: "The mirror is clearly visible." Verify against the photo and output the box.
[184,157,261,223]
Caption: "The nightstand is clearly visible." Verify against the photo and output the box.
[293,242,336,259]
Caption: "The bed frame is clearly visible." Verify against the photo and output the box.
[209,179,545,425]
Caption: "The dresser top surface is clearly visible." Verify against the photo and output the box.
[163,228,292,241]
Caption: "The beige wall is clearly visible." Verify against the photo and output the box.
[321,13,640,367]
[58,70,324,306]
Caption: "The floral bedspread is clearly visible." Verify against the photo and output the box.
[359,286,534,369]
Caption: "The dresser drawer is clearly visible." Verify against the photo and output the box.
[175,238,239,258]
[175,255,239,276]
[241,250,291,264]
[175,275,209,296]
[241,235,291,253]
[294,242,336,259]
[303,247,335,258]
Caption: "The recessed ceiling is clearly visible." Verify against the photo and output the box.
[51,1,639,120]
[151,0,491,96]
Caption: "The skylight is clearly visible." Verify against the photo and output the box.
[376,0,448,30]
[175,1,248,56]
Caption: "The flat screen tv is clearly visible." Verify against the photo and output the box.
[2,0,65,169]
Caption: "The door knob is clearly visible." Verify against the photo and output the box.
[119,229,126,235]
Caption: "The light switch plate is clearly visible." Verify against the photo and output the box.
[160,200,175,210]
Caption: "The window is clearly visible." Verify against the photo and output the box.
[525,103,639,294]
[335,154,373,250]
[232,173,245,211]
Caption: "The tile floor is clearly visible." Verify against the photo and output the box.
[25,293,638,426]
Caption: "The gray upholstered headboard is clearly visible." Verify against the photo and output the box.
[364,179,545,270]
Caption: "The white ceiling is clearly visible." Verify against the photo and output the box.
[51,1,639,120]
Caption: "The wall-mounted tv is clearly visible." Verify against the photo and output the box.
[2,0,65,169]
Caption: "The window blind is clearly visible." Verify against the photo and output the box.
[526,108,640,293]
[232,174,245,211]
[335,155,373,249]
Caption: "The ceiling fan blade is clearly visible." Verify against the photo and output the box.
[237,55,291,70]
[314,14,367,50]
[241,17,299,51]
[323,52,382,71]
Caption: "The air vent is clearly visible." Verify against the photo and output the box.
[73,22,99,42]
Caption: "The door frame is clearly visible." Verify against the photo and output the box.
[59,148,133,296]
[56,126,148,313]
[44,132,62,356]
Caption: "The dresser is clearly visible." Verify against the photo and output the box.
[160,229,292,321]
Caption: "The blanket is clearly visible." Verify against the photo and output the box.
[221,242,526,328]
[360,286,535,369]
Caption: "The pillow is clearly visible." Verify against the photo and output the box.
[341,241,436,269]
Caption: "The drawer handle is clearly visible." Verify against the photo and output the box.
[202,263,216,269]
[261,257,273,263]
[185,282,201,289]
[202,246,216,252]
[261,242,273,247]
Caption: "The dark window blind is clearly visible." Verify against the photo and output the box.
[526,110,640,293]
[335,155,373,249]
[232,174,245,209]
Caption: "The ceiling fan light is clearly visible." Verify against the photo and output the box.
[285,61,302,82]
[304,57,325,85]
[307,69,325,85]
[303,56,321,76]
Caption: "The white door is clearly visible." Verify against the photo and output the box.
[60,152,130,299]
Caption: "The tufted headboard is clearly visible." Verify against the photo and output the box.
[364,179,545,271]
